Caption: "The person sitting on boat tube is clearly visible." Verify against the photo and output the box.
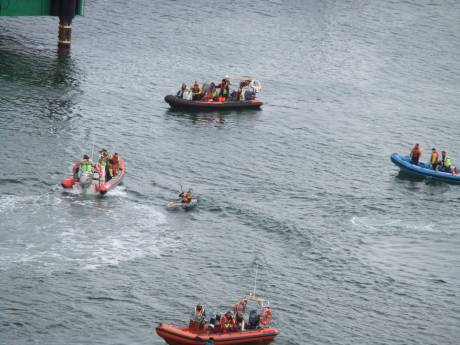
[440,151,453,172]
[410,143,422,164]
[191,81,202,100]
[189,303,207,330]
[180,190,193,204]
[237,79,252,101]
[177,83,188,98]
[220,311,237,332]
[202,82,217,102]
[430,148,440,170]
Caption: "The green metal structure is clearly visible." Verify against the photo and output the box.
[0,1,85,48]
[0,0,84,16]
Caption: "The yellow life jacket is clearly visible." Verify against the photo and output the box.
[444,157,452,167]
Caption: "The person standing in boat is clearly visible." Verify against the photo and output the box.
[74,154,93,179]
[410,143,422,164]
[99,149,113,181]
[232,299,247,331]
[80,155,93,173]
[111,153,119,176]
[430,148,440,170]
[216,76,230,101]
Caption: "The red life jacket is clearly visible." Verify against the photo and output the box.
[220,314,236,332]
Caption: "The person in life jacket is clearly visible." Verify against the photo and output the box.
[194,304,206,322]
[220,311,236,332]
[410,143,422,164]
[216,76,230,100]
[191,81,202,100]
[231,300,247,330]
[74,154,93,179]
[111,153,119,176]
[440,151,452,172]
[177,83,188,98]
[189,303,206,331]
[80,154,93,174]
[181,190,193,204]
[202,82,217,102]
[430,148,440,170]
[99,149,113,181]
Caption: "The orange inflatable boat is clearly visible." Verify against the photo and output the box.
[156,323,278,345]
[156,294,278,345]
[61,157,125,195]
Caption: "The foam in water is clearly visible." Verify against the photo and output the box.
[350,216,440,234]
[0,195,176,271]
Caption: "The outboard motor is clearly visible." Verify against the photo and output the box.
[79,171,93,189]
[248,309,260,329]
[244,90,256,100]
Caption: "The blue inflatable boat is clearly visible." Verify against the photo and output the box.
[390,153,460,183]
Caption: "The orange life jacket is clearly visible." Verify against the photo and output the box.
[182,193,192,203]
[111,155,119,175]
[411,147,421,158]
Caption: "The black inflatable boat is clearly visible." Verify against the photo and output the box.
[164,95,263,110]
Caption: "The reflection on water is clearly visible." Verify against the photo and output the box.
[394,170,426,181]
[165,108,261,126]
[0,31,81,124]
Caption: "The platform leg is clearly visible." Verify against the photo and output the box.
[58,17,72,49]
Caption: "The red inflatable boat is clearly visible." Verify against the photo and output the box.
[61,157,125,195]
[156,294,278,345]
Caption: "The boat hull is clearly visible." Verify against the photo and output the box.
[165,95,263,110]
[156,324,278,345]
[390,153,460,183]
[61,159,125,194]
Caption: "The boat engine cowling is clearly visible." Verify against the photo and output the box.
[79,172,93,189]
